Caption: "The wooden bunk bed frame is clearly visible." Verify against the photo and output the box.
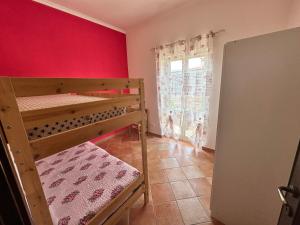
[0,77,149,225]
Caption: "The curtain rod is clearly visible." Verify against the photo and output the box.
[151,29,225,51]
[191,29,226,40]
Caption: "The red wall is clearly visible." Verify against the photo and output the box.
[0,0,129,141]
[0,0,128,78]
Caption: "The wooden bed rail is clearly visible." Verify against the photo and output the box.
[11,78,142,97]
[30,111,143,160]
[88,175,144,225]
[22,95,141,129]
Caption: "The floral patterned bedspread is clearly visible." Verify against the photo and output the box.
[36,142,140,225]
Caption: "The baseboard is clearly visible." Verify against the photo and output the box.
[210,217,225,225]
[202,146,215,152]
[147,132,163,138]
[95,130,215,153]
[147,132,215,153]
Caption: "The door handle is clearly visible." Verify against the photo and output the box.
[278,186,288,205]
[277,185,298,205]
[277,185,298,217]
[278,186,289,205]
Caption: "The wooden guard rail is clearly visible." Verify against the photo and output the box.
[22,95,141,129]
[11,78,141,97]
[30,111,143,160]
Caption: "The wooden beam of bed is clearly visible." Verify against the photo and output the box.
[102,185,145,225]
[139,79,149,204]
[11,78,141,97]
[21,95,140,129]
[30,111,142,160]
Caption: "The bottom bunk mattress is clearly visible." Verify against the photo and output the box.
[36,142,141,225]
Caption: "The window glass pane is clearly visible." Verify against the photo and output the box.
[171,60,182,72]
[188,57,202,69]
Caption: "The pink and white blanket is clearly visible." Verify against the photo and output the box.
[36,142,140,225]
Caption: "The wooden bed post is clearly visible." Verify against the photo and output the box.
[139,79,149,204]
[0,78,53,225]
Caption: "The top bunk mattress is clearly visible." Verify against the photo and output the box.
[17,94,107,112]
[16,94,126,140]
[36,141,140,225]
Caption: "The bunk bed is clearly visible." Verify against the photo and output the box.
[0,77,149,225]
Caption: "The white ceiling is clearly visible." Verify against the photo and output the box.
[35,0,192,32]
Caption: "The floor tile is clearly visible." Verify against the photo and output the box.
[171,180,196,199]
[198,162,214,177]
[206,177,213,185]
[151,183,175,204]
[165,168,186,181]
[148,150,161,160]
[132,196,146,208]
[108,144,133,155]
[182,166,205,179]
[100,133,216,225]
[130,204,156,225]
[198,196,211,215]
[181,146,195,156]
[191,152,212,164]
[175,156,195,167]
[154,201,184,225]
[132,191,153,208]
[202,150,215,163]
[132,152,143,160]
[131,159,143,171]
[160,158,180,169]
[177,198,210,225]
[159,149,180,158]
[152,143,170,151]
[148,159,163,171]
[116,154,133,165]
[188,178,211,196]
[149,170,169,184]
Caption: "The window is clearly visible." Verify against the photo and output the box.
[155,36,213,145]
[170,60,183,107]
[188,57,203,69]
[171,60,183,72]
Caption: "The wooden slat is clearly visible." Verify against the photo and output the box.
[87,176,144,225]
[79,92,136,98]
[102,185,145,225]
[21,95,140,129]
[139,79,150,204]
[0,78,53,225]
[30,111,142,160]
[11,78,141,97]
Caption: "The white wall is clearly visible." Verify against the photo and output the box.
[211,28,300,225]
[288,0,300,27]
[126,0,291,149]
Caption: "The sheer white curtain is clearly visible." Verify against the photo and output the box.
[155,35,213,148]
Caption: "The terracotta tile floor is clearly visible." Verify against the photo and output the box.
[99,133,224,225]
